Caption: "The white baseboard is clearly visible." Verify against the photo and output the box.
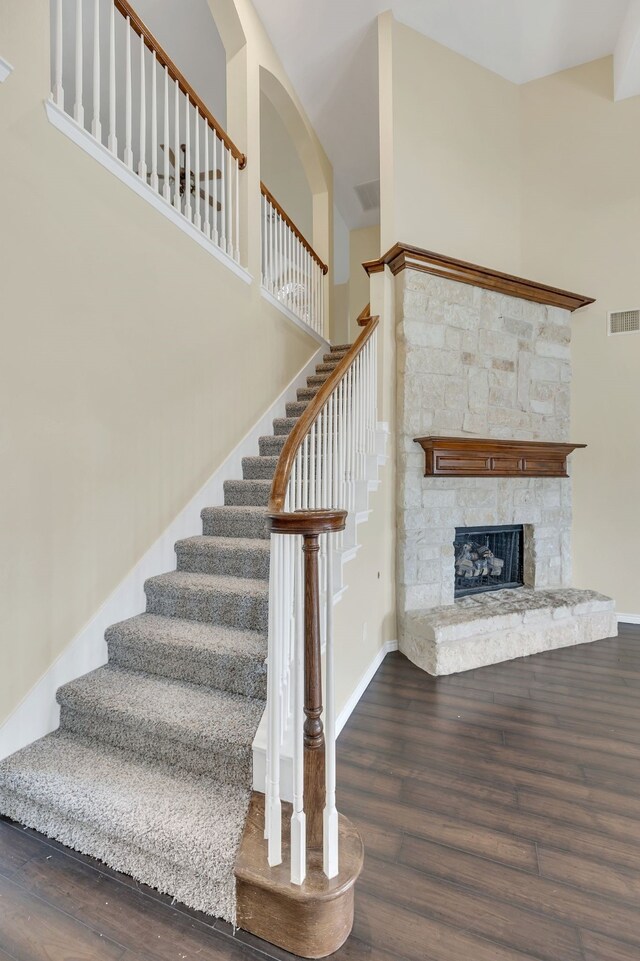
[0,56,13,82]
[618,614,640,625]
[336,640,398,736]
[0,349,322,761]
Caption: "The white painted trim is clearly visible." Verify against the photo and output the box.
[45,100,251,285]
[0,56,14,82]
[260,286,330,349]
[336,640,398,736]
[618,613,640,625]
[0,349,323,761]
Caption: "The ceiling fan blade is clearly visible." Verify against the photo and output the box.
[199,188,222,211]
[199,169,222,180]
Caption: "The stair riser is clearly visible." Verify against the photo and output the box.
[145,583,268,633]
[273,418,297,436]
[176,544,270,580]
[297,387,319,402]
[106,636,267,698]
[201,509,269,540]
[59,707,252,783]
[241,457,278,480]
[286,402,308,418]
[307,375,329,387]
[224,481,271,507]
[258,436,286,456]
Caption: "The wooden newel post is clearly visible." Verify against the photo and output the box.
[267,509,347,852]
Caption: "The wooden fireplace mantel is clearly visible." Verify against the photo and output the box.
[414,436,586,478]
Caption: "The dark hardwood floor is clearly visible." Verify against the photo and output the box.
[2,625,640,961]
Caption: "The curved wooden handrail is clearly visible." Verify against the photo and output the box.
[114,0,246,168]
[268,314,379,513]
[356,303,371,327]
[261,182,328,274]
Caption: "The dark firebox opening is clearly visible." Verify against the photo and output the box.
[454,524,524,598]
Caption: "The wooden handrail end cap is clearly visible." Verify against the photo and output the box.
[267,509,348,536]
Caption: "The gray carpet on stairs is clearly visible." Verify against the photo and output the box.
[0,344,350,923]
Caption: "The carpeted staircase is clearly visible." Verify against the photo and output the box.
[0,343,351,923]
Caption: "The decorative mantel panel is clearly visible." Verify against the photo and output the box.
[414,436,586,478]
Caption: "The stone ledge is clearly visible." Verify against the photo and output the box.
[401,588,616,676]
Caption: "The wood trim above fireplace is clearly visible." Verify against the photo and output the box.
[363,243,595,312]
[414,436,587,478]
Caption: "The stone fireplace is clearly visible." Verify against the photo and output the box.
[391,246,617,675]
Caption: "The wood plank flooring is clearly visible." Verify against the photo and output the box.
[1,625,639,961]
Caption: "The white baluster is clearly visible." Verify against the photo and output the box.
[138,35,147,179]
[74,0,83,126]
[203,123,210,237]
[323,537,338,877]
[91,0,101,139]
[108,1,117,154]
[194,109,200,230]
[212,134,219,245]
[234,157,240,263]
[183,97,191,221]
[124,20,133,168]
[53,0,64,107]
[162,67,170,200]
[266,535,282,865]
[290,524,306,884]
[149,51,158,191]
[226,149,233,256]
[173,79,181,210]
[219,140,226,249]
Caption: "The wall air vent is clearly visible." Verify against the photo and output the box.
[608,309,640,335]
[354,179,380,212]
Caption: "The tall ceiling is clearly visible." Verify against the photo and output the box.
[251,0,638,229]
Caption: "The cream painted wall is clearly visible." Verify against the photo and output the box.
[520,57,640,615]
[348,225,380,340]
[0,0,317,724]
[379,14,522,275]
[260,90,313,241]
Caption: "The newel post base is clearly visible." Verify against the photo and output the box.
[235,792,364,959]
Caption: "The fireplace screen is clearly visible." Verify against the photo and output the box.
[454,525,524,598]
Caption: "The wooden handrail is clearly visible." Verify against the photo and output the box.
[114,0,246,168]
[261,182,328,274]
[356,303,371,327]
[268,314,379,513]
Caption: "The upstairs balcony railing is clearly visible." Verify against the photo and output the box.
[261,182,328,338]
[51,0,245,263]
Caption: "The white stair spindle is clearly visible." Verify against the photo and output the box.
[74,0,84,126]
[212,134,219,244]
[234,157,240,263]
[53,0,64,107]
[194,109,200,230]
[266,535,282,865]
[323,538,339,878]
[150,51,158,191]
[162,67,170,200]
[204,123,210,237]
[124,20,133,168]
[226,148,233,256]
[290,527,306,884]
[108,1,117,154]
[219,139,226,248]
[183,96,191,220]
[91,0,101,139]
[173,79,181,210]
[138,34,147,179]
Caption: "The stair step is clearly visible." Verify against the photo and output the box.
[307,373,330,387]
[57,664,263,781]
[331,343,352,353]
[286,401,309,418]
[241,455,278,481]
[106,613,267,697]
[258,435,286,456]
[316,362,341,373]
[176,535,270,579]
[0,730,248,920]
[224,479,271,507]
[201,505,269,540]
[145,570,269,632]
[297,387,319,402]
[273,417,298,436]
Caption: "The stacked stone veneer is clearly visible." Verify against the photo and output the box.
[396,268,616,673]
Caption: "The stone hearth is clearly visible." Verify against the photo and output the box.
[394,253,616,675]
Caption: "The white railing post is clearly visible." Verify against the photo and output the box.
[124,19,133,168]
[150,51,158,191]
[162,68,170,200]
[91,0,101,140]
[323,539,338,878]
[266,534,282,866]
[138,35,147,180]
[173,79,180,211]
[74,0,84,126]
[53,0,64,107]
[108,1,117,154]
